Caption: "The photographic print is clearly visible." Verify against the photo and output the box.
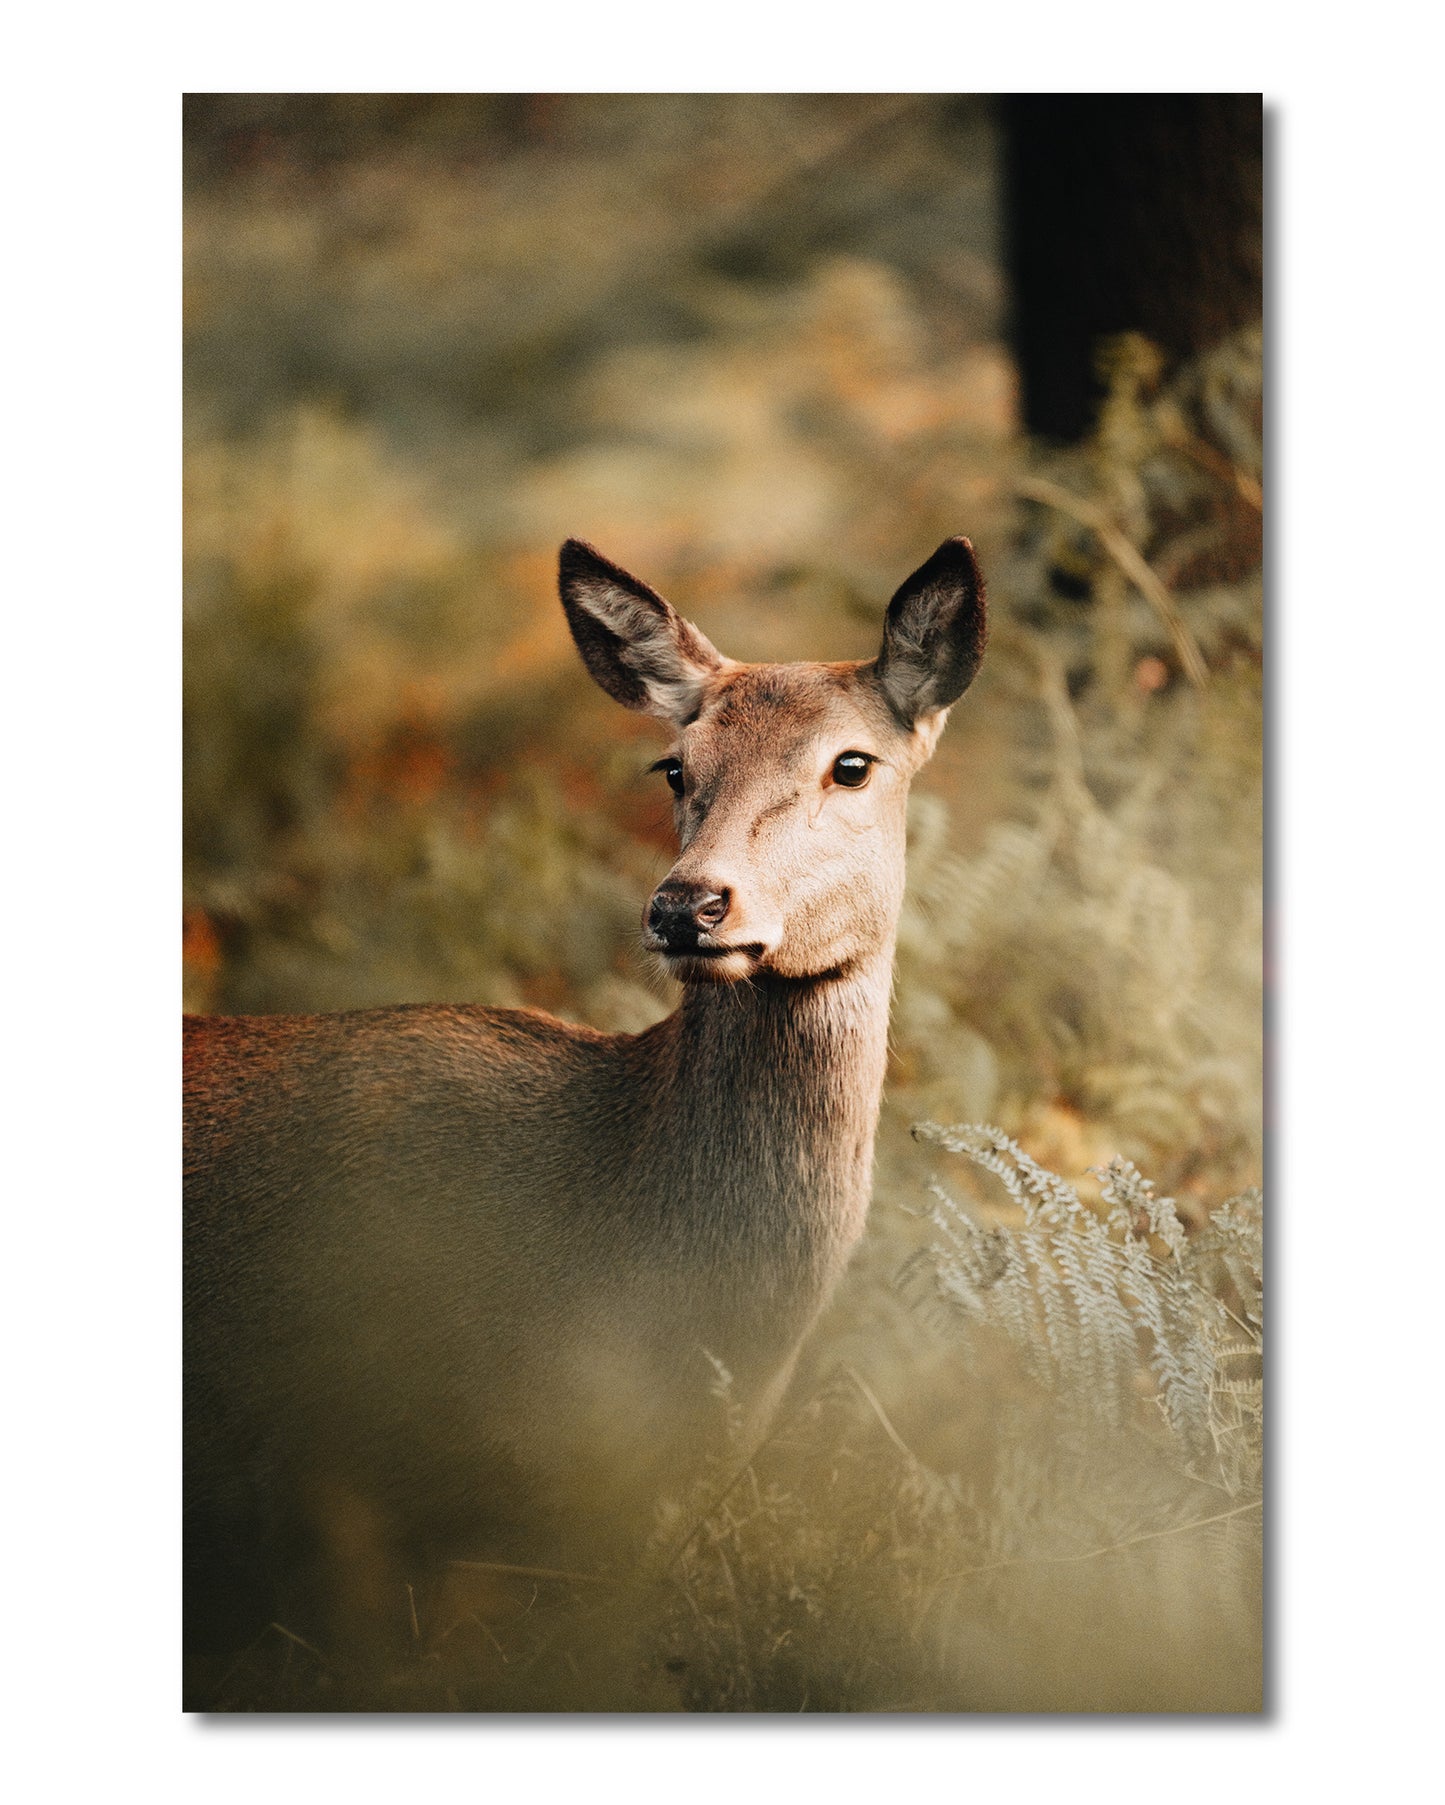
[182,93,1263,1713]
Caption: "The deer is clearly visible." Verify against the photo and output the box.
[183,533,986,1697]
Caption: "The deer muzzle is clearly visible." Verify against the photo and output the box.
[645,882,732,951]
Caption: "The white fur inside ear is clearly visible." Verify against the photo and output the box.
[911,709,950,760]
[876,578,956,720]
[572,576,720,722]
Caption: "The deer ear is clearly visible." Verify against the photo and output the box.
[871,536,987,728]
[559,539,727,726]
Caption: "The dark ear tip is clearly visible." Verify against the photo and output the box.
[559,537,602,576]
[941,535,986,601]
[938,533,979,566]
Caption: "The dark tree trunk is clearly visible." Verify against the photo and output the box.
[999,94,1263,441]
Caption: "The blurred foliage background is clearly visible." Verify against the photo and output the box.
[183,94,1264,1712]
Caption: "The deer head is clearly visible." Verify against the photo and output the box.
[559,536,986,985]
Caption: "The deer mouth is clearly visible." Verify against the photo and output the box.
[652,940,767,983]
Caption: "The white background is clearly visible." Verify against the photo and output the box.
[5,7,1441,1798]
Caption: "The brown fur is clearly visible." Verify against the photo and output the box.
[183,535,985,1697]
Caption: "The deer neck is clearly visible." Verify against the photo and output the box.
[635,941,896,1322]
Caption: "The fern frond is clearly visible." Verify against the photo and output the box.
[902,1123,1263,1488]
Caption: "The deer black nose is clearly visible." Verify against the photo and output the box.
[648,882,731,945]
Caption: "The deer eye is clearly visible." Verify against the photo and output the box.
[831,752,875,789]
[651,757,686,797]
